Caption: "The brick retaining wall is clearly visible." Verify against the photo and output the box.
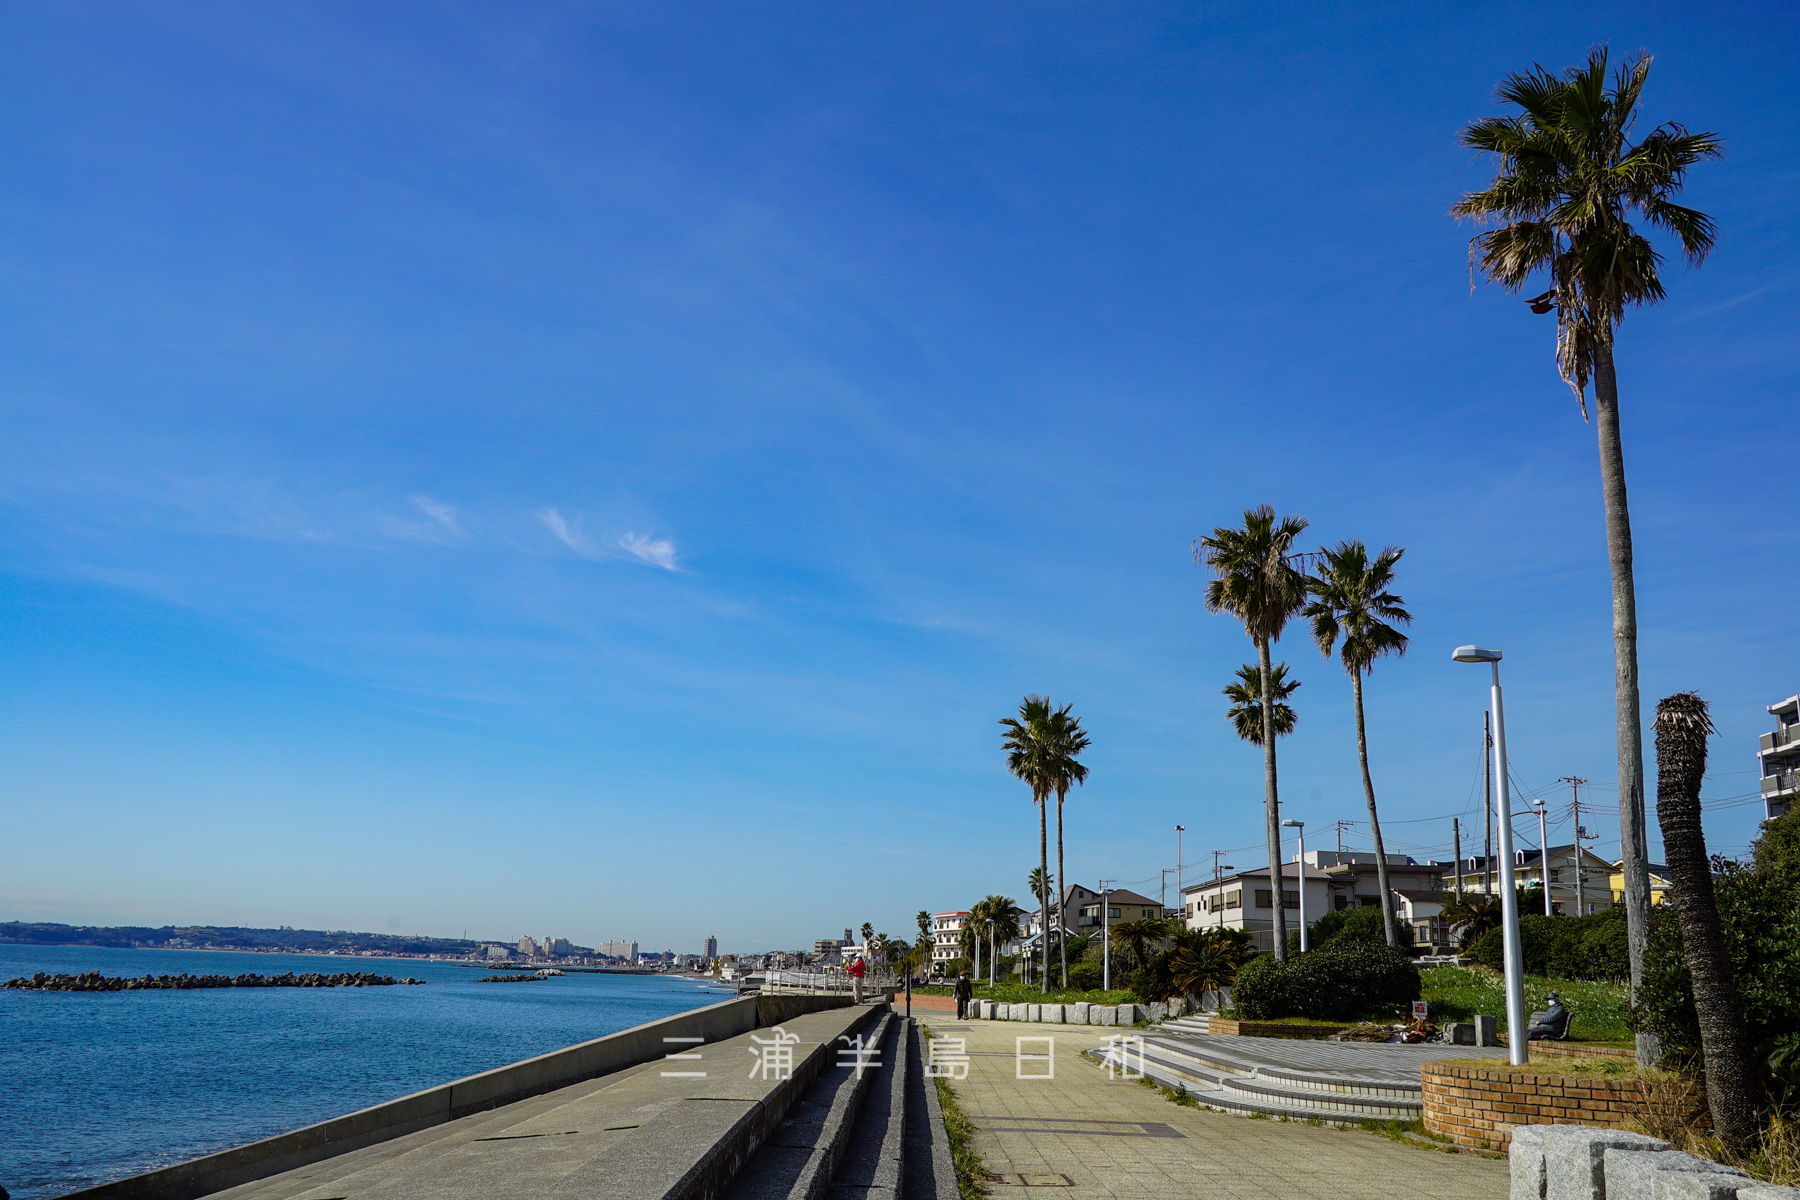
[1420,1061,1706,1151]
[1526,1041,1638,1063]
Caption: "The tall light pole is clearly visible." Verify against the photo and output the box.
[1098,879,1116,991]
[1531,803,1553,915]
[1282,818,1308,952]
[1175,826,1185,894]
[1454,645,1528,1065]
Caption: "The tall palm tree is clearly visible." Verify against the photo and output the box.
[1654,692,1761,1154]
[1002,695,1059,992]
[1303,540,1411,947]
[916,910,933,977]
[961,903,990,980]
[1041,704,1090,989]
[1198,506,1310,961]
[1453,49,1720,1061]
[1026,868,1051,982]
[1223,663,1299,744]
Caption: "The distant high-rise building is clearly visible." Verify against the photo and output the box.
[595,940,637,960]
[704,934,718,960]
[1761,694,1799,821]
[517,935,540,957]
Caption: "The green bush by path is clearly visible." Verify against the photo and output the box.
[1234,939,1420,1021]
[1469,907,1630,981]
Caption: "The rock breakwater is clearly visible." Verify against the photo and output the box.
[475,973,545,983]
[3,970,425,991]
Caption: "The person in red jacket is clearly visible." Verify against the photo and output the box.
[847,954,867,1004]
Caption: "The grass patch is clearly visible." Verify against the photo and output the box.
[922,1025,989,1200]
[1419,966,1634,1041]
[1425,1056,1675,1083]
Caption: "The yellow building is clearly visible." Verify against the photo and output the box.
[1608,861,1673,907]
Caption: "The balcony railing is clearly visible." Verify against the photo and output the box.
[1762,726,1800,754]
[1762,771,1799,797]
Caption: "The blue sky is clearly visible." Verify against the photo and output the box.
[2,2,1794,954]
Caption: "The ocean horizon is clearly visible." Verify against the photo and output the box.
[1,943,730,1199]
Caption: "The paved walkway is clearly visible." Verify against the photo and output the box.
[920,1019,1508,1200]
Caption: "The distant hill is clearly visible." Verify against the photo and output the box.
[0,922,483,957]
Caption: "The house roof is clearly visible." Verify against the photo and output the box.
[1181,864,1334,892]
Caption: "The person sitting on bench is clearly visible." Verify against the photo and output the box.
[1526,992,1570,1041]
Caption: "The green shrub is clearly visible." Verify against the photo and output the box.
[1636,861,1800,1106]
[1235,939,1421,1021]
[1285,904,1413,956]
[1067,962,1103,992]
[1469,909,1630,981]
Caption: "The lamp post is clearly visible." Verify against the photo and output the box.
[1282,818,1308,952]
[1453,645,1528,1065]
[1175,826,1185,894]
[1098,879,1116,991]
[1532,803,1553,916]
[1210,854,1235,928]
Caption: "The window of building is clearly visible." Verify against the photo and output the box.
[1254,890,1300,910]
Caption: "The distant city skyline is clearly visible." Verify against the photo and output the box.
[2,4,1794,949]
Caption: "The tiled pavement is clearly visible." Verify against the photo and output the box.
[921,1019,1508,1200]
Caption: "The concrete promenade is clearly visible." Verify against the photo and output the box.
[923,1017,1509,1200]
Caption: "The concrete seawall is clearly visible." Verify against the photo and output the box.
[65,992,853,1200]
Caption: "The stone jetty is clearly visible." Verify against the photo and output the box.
[2,970,424,991]
[474,972,544,983]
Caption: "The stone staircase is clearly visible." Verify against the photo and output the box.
[1088,1027,1438,1126]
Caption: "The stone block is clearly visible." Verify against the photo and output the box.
[1027,1004,1041,1022]
[1043,1004,1065,1023]
[1604,1148,1701,1200]
[1652,1174,1750,1200]
[1452,1022,1477,1045]
[1476,1015,1500,1047]
[1119,1003,1144,1024]
[1071,1002,1090,1024]
[1011,1004,1027,1021]
[1511,1125,1551,1200]
[1098,1005,1118,1027]
[1148,1001,1168,1022]
[1738,1187,1800,1200]
[1545,1127,1670,1200]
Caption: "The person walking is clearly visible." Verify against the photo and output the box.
[848,954,867,1004]
[953,971,972,1019]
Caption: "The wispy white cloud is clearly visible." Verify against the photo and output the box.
[618,532,680,571]
[411,495,462,535]
[536,507,603,559]
[536,509,681,571]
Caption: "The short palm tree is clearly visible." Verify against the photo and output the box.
[1168,928,1254,1000]
[981,895,1021,987]
[1041,704,1090,989]
[1223,663,1298,744]
[1198,506,1310,961]
[1453,49,1721,1042]
[1654,692,1761,1153]
[1304,540,1411,947]
[1002,695,1060,992]
[1109,917,1175,973]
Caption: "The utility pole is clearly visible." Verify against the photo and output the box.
[1175,825,1185,894]
[1334,819,1352,854]
[1210,852,1235,929]
[1560,777,1589,916]
[1453,818,1463,894]
[1098,879,1116,991]
[1483,712,1494,895]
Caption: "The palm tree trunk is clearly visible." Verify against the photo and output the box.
[1654,692,1761,1154]
[1352,670,1399,946]
[1259,636,1288,961]
[1594,347,1656,1067]
[1038,794,1049,993]
[1056,790,1068,989]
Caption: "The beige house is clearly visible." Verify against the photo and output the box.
[1447,844,1618,915]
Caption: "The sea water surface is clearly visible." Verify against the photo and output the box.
[0,945,730,1199]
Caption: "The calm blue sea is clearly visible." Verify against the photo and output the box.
[0,945,731,1199]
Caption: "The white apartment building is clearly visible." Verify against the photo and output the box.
[1760,694,1799,821]
[931,911,969,974]
[1182,851,1455,951]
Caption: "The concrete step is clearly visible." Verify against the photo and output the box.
[898,1023,958,1200]
[826,1018,906,1200]
[722,1014,894,1200]
[1088,1043,1420,1126]
[1142,1035,1422,1101]
[1159,1015,1211,1035]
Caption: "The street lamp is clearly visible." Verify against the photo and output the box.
[1531,803,1553,916]
[1282,819,1308,952]
[1453,644,1528,1065]
[1175,825,1185,894]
